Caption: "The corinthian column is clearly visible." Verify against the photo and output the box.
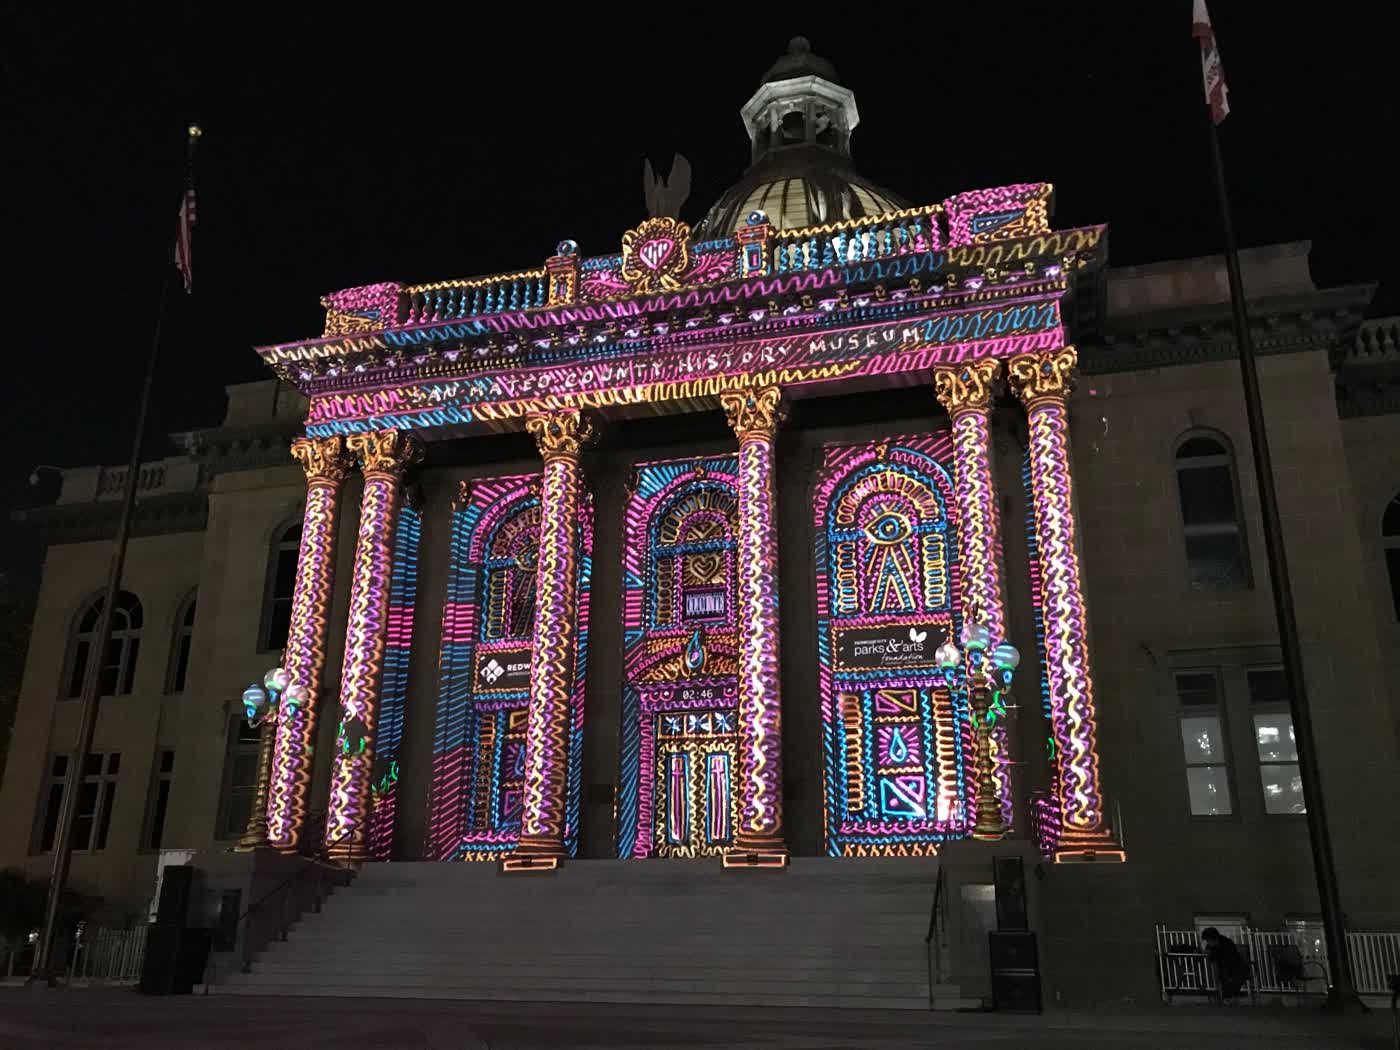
[324,429,423,861]
[934,359,1012,838]
[719,384,788,868]
[266,436,353,852]
[1008,347,1121,861]
[505,408,594,873]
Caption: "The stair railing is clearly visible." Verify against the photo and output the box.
[924,865,948,1009]
[230,821,359,977]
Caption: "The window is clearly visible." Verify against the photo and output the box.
[1193,914,1248,943]
[260,522,302,652]
[143,750,176,850]
[1175,435,1249,591]
[35,752,121,852]
[66,591,142,698]
[167,595,197,693]
[1175,671,1233,816]
[1248,668,1305,815]
[216,716,262,839]
[1384,494,1400,621]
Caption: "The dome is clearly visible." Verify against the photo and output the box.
[693,38,911,239]
[760,36,839,86]
[695,146,910,238]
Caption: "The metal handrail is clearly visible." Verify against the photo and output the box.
[229,823,358,976]
[924,865,947,1009]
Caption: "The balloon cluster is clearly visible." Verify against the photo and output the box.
[240,666,308,728]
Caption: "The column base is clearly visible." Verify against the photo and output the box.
[721,847,790,870]
[325,840,368,865]
[1052,826,1126,864]
[501,854,564,874]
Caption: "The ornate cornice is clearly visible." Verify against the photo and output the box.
[1008,347,1077,407]
[14,493,208,545]
[346,429,424,479]
[290,435,353,486]
[933,359,1000,417]
[1076,286,1372,376]
[720,384,785,442]
[525,409,597,462]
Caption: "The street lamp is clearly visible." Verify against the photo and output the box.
[937,612,1020,841]
[234,667,306,852]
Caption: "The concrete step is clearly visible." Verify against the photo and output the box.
[228,858,963,1011]
[216,983,978,1010]
[246,961,937,985]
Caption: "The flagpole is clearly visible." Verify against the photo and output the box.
[1205,107,1361,1013]
[29,125,200,985]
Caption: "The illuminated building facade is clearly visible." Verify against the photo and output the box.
[3,39,1398,1004]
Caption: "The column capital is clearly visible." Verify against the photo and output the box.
[346,429,424,480]
[525,408,597,462]
[933,359,1001,417]
[720,384,785,442]
[290,435,354,486]
[1007,346,1078,408]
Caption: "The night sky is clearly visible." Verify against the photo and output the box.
[4,4,1397,588]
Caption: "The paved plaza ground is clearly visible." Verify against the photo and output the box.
[0,988,1394,1049]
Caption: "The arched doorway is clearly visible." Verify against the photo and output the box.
[618,457,741,858]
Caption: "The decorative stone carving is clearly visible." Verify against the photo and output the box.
[290,436,354,486]
[525,409,597,462]
[719,385,785,441]
[933,359,1001,416]
[346,429,424,479]
[1008,347,1078,407]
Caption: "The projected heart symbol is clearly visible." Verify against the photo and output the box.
[638,238,675,271]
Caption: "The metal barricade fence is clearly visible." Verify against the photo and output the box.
[1155,924,1400,1001]
[69,925,148,983]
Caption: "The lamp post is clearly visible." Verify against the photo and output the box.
[235,667,307,853]
[27,465,63,487]
[937,614,1020,841]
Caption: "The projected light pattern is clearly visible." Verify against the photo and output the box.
[368,502,421,861]
[721,386,787,861]
[813,434,972,856]
[267,436,352,852]
[934,360,1012,827]
[618,456,741,859]
[427,474,590,861]
[512,410,594,867]
[325,430,422,860]
[1009,348,1106,839]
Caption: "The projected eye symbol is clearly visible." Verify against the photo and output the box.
[909,628,928,643]
[864,511,912,546]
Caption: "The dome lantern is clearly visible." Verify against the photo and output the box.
[740,37,860,165]
[696,37,910,239]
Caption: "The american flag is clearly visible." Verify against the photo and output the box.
[1192,0,1230,124]
[174,186,197,293]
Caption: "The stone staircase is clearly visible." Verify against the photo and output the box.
[217,857,976,1010]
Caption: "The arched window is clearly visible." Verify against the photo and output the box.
[260,521,302,652]
[1384,493,1400,621]
[168,592,197,693]
[1175,434,1250,591]
[67,591,142,698]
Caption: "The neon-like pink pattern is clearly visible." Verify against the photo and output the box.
[325,473,400,859]
[734,431,783,846]
[367,505,420,861]
[517,454,584,854]
[1024,399,1103,831]
[947,407,1013,827]
[267,478,342,850]
[813,434,971,856]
